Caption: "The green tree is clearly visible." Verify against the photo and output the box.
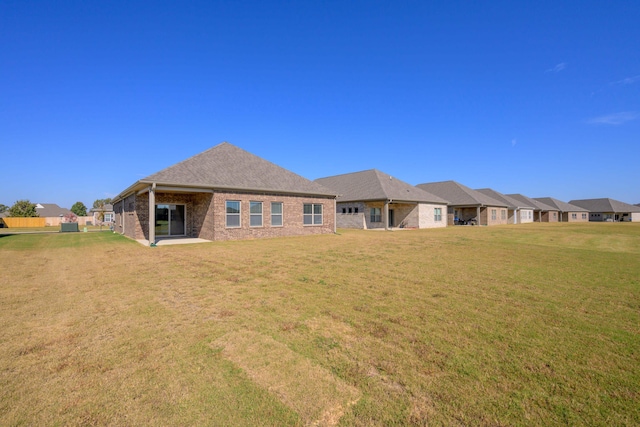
[8,200,39,217]
[71,201,87,216]
[93,198,112,209]
[0,204,8,213]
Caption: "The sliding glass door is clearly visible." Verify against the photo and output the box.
[155,204,186,236]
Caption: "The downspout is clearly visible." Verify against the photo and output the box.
[148,183,156,246]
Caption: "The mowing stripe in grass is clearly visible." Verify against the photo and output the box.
[213,330,361,426]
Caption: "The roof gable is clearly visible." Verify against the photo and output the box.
[416,181,507,207]
[534,197,588,212]
[315,169,447,204]
[140,142,335,197]
[568,198,640,213]
[505,194,557,212]
[476,188,536,209]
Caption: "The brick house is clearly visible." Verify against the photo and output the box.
[112,142,337,245]
[505,194,560,222]
[315,169,448,230]
[416,181,509,226]
[568,198,640,222]
[475,188,535,224]
[89,203,114,225]
[533,197,589,222]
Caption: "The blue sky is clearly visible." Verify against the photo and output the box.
[2,0,639,209]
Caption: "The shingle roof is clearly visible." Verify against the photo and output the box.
[90,203,114,213]
[476,188,536,209]
[129,142,335,197]
[315,169,448,204]
[568,198,640,213]
[416,181,508,207]
[35,203,73,217]
[533,197,588,212]
[505,194,557,212]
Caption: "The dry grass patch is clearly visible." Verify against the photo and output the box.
[213,330,360,426]
[1,224,639,425]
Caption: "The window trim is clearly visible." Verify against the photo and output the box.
[303,203,323,226]
[370,207,381,223]
[434,207,442,222]
[226,200,241,228]
[271,202,283,227]
[250,201,263,227]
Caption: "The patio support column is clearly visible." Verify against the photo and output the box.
[148,183,156,246]
[333,198,337,234]
[384,200,390,231]
[477,206,481,226]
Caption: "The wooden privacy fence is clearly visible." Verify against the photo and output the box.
[2,217,47,228]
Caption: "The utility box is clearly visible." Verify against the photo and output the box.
[60,223,79,232]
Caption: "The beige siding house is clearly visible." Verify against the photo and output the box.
[568,198,640,222]
[416,181,508,226]
[315,169,448,230]
[112,142,337,245]
[506,194,560,222]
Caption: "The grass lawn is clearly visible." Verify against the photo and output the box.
[1,223,639,425]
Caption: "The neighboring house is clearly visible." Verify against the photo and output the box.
[34,203,73,226]
[533,197,589,222]
[112,142,337,245]
[315,169,448,230]
[476,188,535,224]
[416,181,509,226]
[505,194,560,222]
[568,198,640,222]
[90,203,115,225]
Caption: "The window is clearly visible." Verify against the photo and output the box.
[582,213,587,219]
[104,213,113,222]
[226,201,241,228]
[250,201,263,227]
[501,210,506,220]
[491,209,497,221]
[354,207,358,213]
[303,203,323,225]
[271,202,283,226]
[342,208,346,214]
[348,207,352,214]
[370,207,381,223]
[572,213,577,220]
[434,207,442,222]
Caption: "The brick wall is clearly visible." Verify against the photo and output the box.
[211,191,334,241]
[417,203,447,228]
[564,211,589,222]
[336,202,366,229]
[113,194,139,239]
[115,189,335,242]
[541,211,559,222]
[485,206,509,226]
